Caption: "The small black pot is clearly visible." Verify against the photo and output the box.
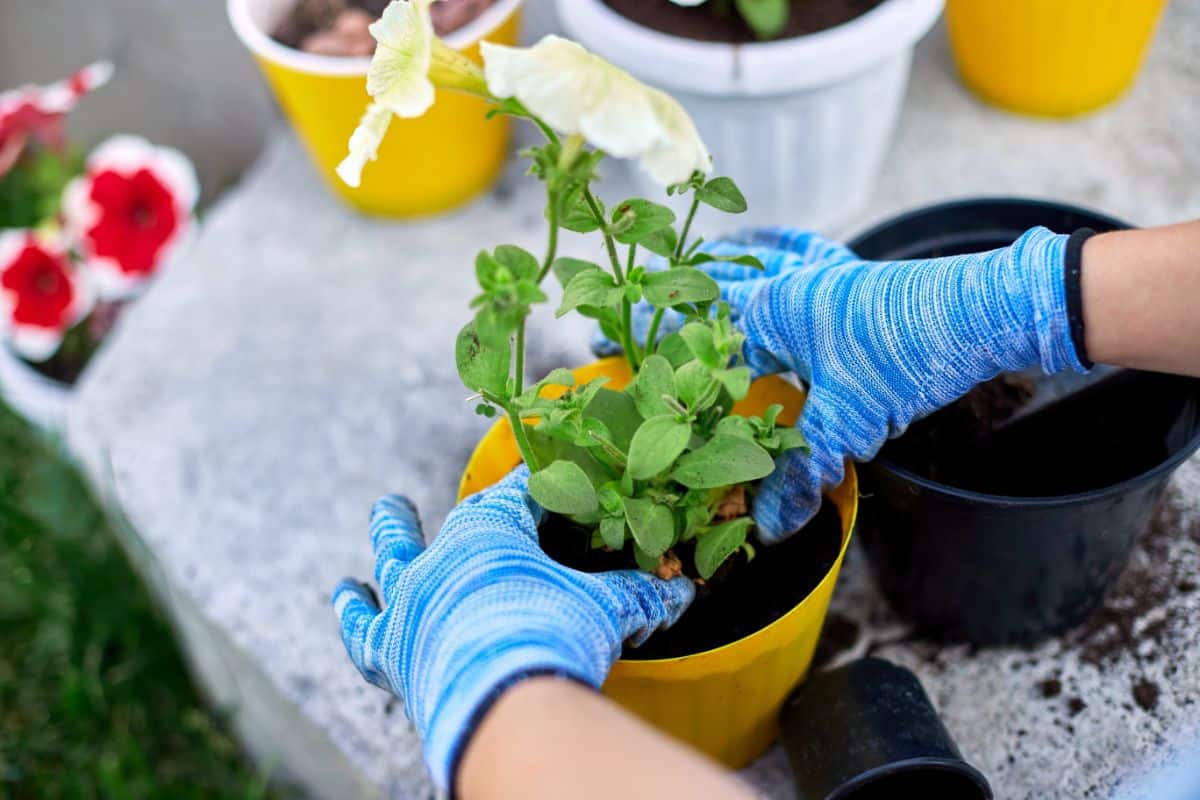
[780,658,991,800]
[847,198,1200,644]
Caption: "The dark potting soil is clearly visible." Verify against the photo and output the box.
[539,500,843,660]
[602,0,884,43]
[880,371,1196,497]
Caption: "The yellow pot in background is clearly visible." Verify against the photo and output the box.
[946,0,1166,117]
[228,0,522,216]
[458,357,858,768]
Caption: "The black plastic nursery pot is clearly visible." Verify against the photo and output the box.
[780,658,992,800]
[848,198,1200,645]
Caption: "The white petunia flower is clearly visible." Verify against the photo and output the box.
[367,0,438,118]
[481,35,711,186]
[338,0,488,187]
[336,102,394,188]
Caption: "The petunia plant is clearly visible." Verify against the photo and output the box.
[0,63,198,378]
[341,1,807,580]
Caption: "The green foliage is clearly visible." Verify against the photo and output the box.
[456,115,810,581]
[733,0,790,40]
[0,148,85,229]
[0,403,277,797]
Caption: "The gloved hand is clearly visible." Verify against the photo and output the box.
[603,226,1086,542]
[332,467,695,792]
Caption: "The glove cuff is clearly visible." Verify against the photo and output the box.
[1064,227,1098,369]
[1014,226,1090,374]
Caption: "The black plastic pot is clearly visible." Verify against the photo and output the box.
[848,198,1200,645]
[780,658,991,800]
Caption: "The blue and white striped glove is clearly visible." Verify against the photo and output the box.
[607,226,1086,542]
[332,467,695,792]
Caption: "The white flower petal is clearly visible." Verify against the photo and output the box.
[337,103,394,188]
[640,88,712,186]
[367,0,437,118]
[482,35,711,186]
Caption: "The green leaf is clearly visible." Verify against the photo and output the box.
[622,496,675,558]
[494,245,539,281]
[627,415,692,480]
[584,388,643,452]
[634,544,661,573]
[611,199,676,245]
[557,268,622,317]
[775,426,809,453]
[690,252,765,271]
[715,415,756,441]
[475,250,501,289]
[734,0,788,39]
[674,361,721,413]
[672,434,776,489]
[456,321,510,397]
[597,484,624,515]
[714,366,751,401]
[475,305,523,347]
[626,355,677,419]
[561,193,601,233]
[642,268,720,308]
[528,461,600,516]
[695,518,754,580]
[696,176,749,213]
[641,226,679,258]
[600,516,627,550]
[655,333,694,369]
[679,322,722,368]
[552,257,602,289]
[528,430,611,488]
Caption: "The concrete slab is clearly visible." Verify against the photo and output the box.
[68,1,1200,797]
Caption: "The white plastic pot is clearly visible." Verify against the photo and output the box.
[0,346,73,432]
[556,0,944,232]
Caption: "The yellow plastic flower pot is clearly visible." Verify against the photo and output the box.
[458,357,858,768]
[946,0,1166,117]
[228,0,522,216]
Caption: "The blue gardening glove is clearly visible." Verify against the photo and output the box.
[602,226,1086,542]
[332,467,694,792]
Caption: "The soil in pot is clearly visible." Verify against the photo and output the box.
[882,371,1193,496]
[602,0,885,43]
[272,0,495,54]
[540,498,843,660]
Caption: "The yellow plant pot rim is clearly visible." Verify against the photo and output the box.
[458,356,858,664]
[227,0,524,74]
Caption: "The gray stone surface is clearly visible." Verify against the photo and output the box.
[67,1,1200,798]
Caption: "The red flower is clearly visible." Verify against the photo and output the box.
[0,231,93,361]
[0,62,112,178]
[64,135,198,299]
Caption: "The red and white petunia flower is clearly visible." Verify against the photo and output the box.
[0,230,94,361]
[0,61,113,177]
[63,135,198,300]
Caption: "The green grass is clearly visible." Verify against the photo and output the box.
[0,403,276,799]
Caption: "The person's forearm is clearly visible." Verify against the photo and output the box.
[1082,221,1200,376]
[458,677,757,800]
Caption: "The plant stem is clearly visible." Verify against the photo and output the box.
[505,403,541,473]
[584,188,641,369]
[513,325,526,396]
[674,193,702,262]
[644,307,666,356]
[536,193,560,285]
